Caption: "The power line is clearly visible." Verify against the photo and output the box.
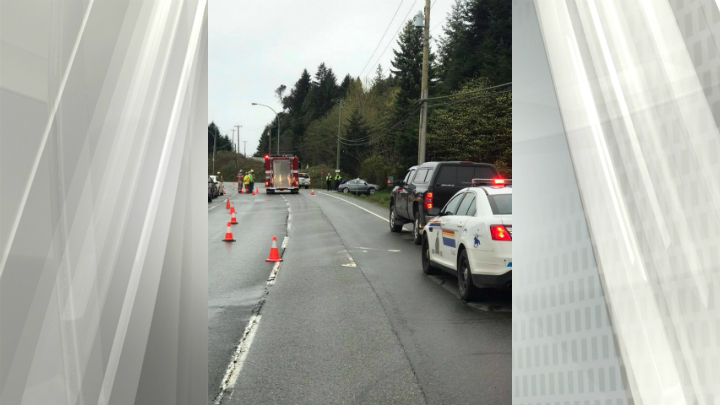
[358,0,405,79]
[429,89,511,108]
[363,0,418,83]
[424,82,512,101]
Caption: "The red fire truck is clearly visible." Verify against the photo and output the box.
[264,155,300,194]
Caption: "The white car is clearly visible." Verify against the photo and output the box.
[298,173,311,189]
[422,178,512,301]
[209,175,225,195]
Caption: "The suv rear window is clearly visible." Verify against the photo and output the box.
[299,173,309,178]
[488,194,512,215]
[413,168,432,184]
[435,165,497,187]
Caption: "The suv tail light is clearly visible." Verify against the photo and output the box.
[490,225,512,241]
[424,192,433,210]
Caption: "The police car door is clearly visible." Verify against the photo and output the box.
[436,192,467,268]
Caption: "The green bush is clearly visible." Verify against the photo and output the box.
[359,156,395,189]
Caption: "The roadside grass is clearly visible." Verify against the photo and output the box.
[334,189,391,209]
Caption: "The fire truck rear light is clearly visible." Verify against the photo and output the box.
[490,225,511,241]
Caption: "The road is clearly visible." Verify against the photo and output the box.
[208,184,511,405]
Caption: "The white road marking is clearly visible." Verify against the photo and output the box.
[267,262,281,285]
[213,314,262,405]
[388,249,401,253]
[319,192,388,222]
[281,236,288,250]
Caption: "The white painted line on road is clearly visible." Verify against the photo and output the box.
[213,314,262,405]
[319,192,388,222]
[281,236,288,250]
[267,262,281,285]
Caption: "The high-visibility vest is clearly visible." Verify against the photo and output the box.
[243,175,250,184]
[335,174,341,180]
[248,173,254,182]
[326,175,331,181]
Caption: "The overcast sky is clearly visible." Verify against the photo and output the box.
[209,0,455,156]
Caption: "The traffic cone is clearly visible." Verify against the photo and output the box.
[223,222,235,242]
[230,211,238,225]
[229,204,236,214]
[225,198,230,209]
[265,236,283,262]
[311,188,315,195]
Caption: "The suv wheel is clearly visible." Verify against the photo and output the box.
[458,249,481,301]
[389,204,403,233]
[342,188,349,194]
[422,236,439,275]
[413,216,422,245]
[368,188,376,195]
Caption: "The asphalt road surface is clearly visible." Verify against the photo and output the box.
[208,185,511,405]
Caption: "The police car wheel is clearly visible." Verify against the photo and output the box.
[413,217,422,245]
[422,236,439,275]
[342,188,349,193]
[368,188,376,195]
[458,249,480,302]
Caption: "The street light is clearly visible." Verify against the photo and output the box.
[252,102,281,155]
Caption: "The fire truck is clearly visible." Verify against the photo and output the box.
[264,155,300,194]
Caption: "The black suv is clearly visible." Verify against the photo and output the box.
[389,161,500,244]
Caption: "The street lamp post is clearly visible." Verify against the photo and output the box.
[252,103,281,155]
[235,124,242,169]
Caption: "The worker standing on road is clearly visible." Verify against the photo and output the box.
[248,169,255,193]
[243,172,250,193]
[217,172,224,194]
[334,173,341,191]
[325,173,332,191]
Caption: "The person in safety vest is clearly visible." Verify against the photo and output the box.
[248,169,255,193]
[325,173,332,191]
[334,173,341,191]
[217,172,225,194]
[243,173,250,192]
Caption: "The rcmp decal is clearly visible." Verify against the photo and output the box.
[441,229,456,248]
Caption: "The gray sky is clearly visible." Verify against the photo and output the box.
[209,0,456,156]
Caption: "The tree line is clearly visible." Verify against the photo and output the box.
[213,0,511,184]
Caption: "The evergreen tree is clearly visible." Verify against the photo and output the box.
[441,0,511,89]
[339,74,352,98]
[437,0,468,85]
[306,63,339,120]
[341,108,370,176]
[388,21,435,169]
[283,70,312,114]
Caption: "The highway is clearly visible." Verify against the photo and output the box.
[208,184,511,405]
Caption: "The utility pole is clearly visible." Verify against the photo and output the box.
[417,0,431,165]
[235,124,241,169]
[277,114,281,155]
[243,141,247,157]
[212,128,217,173]
[231,128,236,169]
[336,100,343,171]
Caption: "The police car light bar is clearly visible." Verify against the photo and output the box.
[471,178,512,187]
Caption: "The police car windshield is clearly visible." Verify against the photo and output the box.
[488,194,512,215]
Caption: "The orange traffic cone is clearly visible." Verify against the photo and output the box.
[265,236,283,262]
[229,204,236,214]
[230,211,238,225]
[223,222,235,242]
[225,198,230,209]
[311,188,314,195]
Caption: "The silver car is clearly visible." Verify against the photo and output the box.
[338,178,378,195]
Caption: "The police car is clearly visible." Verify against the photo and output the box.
[422,178,512,301]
